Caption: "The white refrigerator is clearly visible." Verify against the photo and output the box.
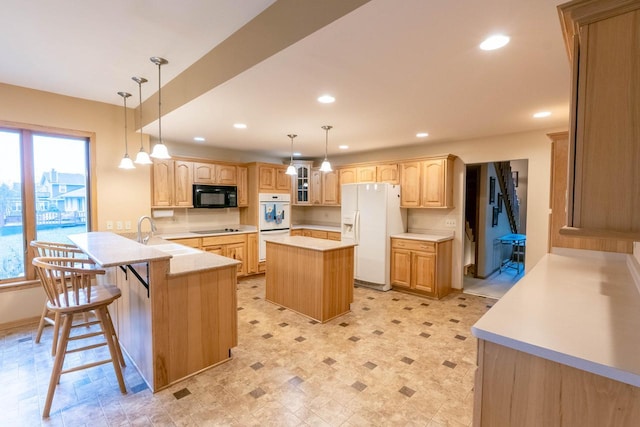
[341,183,407,291]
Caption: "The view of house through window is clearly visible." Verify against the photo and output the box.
[0,129,89,282]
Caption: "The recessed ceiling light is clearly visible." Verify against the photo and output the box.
[317,94,335,104]
[233,123,247,129]
[416,132,429,138]
[339,145,349,150]
[533,111,552,118]
[193,136,205,142]
[480,34,510,51]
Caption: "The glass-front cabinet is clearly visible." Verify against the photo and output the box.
[293,161,313,205]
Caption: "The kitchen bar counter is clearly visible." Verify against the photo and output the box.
[265,236,355,323]
[68,232,238,392]
[157,225,257,240]
[291,224,341,233]
[472,248,640,425]
[390,231,454,243]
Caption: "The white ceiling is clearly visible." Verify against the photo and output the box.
[1,0,570,159]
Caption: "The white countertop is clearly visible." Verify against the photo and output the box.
[471,248,640,387]
[69,232,239,276]
[291,224,341,232]
[391,232,454,242]
[158,225,257,240]
[265,235,356,251]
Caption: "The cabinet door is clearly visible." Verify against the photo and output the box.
[289,229,303,236]
[310,169,323,205]
[400,162,421,207]
[204,245,224,255]
[237,166,248,207]
[247,233,258,274]
[294,164,311,204]
[422,159,446,208]
[258,166,276,191]
[276,167,291,192]
[357,166,377,183]
[216,165,237,185]
[339,168,357,185]
[413,252,436,294]
[302,230,312,237]
[377,164,399,184]
[327,231,341,241]
[173,161,194,207]
[152,159,174,207]
[193,162,216,184]
[390,248,411,288]
[322,170,340,205]
[309,230,328,239]
[226,242,246,276]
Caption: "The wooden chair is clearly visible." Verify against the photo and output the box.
[30,241,86,355]
[33,256,127,418]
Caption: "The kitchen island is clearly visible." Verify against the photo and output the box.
[265,235,356,323]
[69,232,239,392]
[471,248,640,426]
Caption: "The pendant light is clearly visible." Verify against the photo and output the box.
[319,125,333,172]
[117,91,135,170]
[285,134,298,176]
[132,76,152,164]
[149,56,171,159]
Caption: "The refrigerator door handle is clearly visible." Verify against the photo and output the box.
[354,210,360,244]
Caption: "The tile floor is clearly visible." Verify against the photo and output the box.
[462,267,523,299]
[0,276,496,426]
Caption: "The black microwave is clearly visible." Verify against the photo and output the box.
[193,184,237,208]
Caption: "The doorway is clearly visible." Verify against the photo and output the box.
[462,160,528,299]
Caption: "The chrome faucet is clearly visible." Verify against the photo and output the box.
[137,215,157,244]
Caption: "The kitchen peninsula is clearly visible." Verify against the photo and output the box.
[69,232,239,392]
[265,235,356,323]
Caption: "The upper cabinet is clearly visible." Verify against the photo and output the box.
[193,162,237,185]
[237,166,248,207]
[558,0,640,240]
[338,164,399,185]
[292,161,312,205]
[152,159,193,208]
[399,156,454,208]
[256,163,291,193]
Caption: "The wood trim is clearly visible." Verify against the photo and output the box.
[0,315,39,331]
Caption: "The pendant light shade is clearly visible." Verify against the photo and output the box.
[319,125,333,172]
[117,91,135,170]
[150,56,171,159]
[132,76,152,165]
[285,134,298,176]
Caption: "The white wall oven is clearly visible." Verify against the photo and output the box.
[258,193,291,261]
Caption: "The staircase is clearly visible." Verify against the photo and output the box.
[493,162,519,234]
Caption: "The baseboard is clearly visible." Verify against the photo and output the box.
[0,316,39,331]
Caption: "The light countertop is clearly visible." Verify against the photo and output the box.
[158,225,257,240]
[69,232,239,277]
[291,224,341,232]
[471,248,640,387]
[391,232,454,242]
[265,235,356,251]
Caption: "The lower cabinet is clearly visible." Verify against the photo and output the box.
[390,237,452,298]
[290,228,341,241]
[167,233,259,277]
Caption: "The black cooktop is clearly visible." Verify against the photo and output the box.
[191,228,240,234]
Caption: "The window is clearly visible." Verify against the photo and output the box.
[0,125,92,284]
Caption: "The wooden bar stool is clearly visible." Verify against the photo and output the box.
[30,241,87,355]
[33,256,127,418]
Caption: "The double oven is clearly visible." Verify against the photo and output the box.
[258,193,291,261]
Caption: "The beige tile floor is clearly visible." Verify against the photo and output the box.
[0,276,496,426]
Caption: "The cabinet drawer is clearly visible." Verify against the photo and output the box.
[201,234,246,246]
[167,237,202,248]
[391,238,435,252]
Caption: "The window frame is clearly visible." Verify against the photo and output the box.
[0,120,97,288]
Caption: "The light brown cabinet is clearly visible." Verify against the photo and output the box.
[237,166,248,207]
[322,170,340,205]
[399,156,454,208]
[257,164,291,193]
[292,161,312,205]
[559,0,640,240]
[167,233,259,277]
[193,162,237,185]
[339,164,399,185]
[202,234,247,277]
[290,229,341,241]
[390,237,452,299]
[310,169,323,205]
[152,160,193,208]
